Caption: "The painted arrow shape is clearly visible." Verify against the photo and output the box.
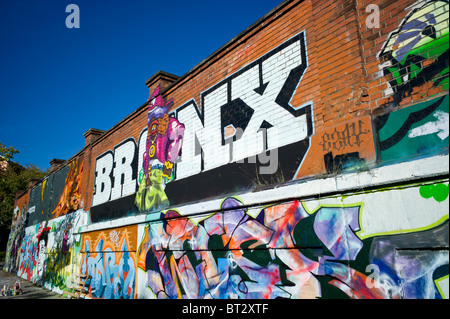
[408,110,449,140]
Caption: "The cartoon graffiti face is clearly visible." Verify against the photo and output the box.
[149,120,159,137]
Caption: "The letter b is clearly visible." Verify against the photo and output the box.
[227,304,234,314]
[92,152,113,206]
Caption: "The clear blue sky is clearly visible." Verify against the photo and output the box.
[0,0,283,170]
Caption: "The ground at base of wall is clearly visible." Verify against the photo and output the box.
[0,267,64,299]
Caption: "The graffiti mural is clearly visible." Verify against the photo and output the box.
[80,225,138,299]
[368,222,449,299]
[43,210,88,293]
[7,207,89,292]
[90,31,312,222]
[36,225,51,285]
[136,178,449,299]
[135,86,185,212]
[2,157,88,293]
[375,94,449,163]
[51,158,83,218]
[4,204,27,273]
[17,228,38,282]
[27,157,84,225]
[379,0,449,106]
[136,199,393,299]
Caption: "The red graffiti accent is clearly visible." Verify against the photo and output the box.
[328,268,399,299]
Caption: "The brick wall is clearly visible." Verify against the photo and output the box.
[78,0,448,219]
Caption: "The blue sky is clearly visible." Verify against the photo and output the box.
[0,0,283,170]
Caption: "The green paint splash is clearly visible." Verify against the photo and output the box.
[419,183,449,202]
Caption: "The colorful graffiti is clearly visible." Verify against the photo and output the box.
[17,230,38,282]
[36,225,51,285]
[135,87,185,212]
[27,157,84,226]
[379,0,449,106]
[51,158,83,218]
[15,223,51,284]
[368,221,449,299]
[4,204,27,273]
[136,186,449,299]
[80,226,137,299]
[136,199,386,299]
[9,208,89,293]
[43,211,87,293]
[375,94,449,163]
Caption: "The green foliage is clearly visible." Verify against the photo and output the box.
[0,142,19,162]
[0,143,48,231]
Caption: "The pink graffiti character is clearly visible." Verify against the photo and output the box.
[135,87,185,212]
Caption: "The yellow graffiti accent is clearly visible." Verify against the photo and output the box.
[164,161,173,171]
[41,179,47,201]
[170,254,184,299]
[149,145,156,157]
